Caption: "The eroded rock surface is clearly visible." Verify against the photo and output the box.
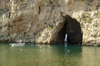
[0,0,100,45]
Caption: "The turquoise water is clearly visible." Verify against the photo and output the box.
[0,44,100,66]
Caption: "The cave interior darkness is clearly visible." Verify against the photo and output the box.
[57,15,83,45]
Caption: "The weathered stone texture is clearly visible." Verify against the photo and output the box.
[0,0,100,45]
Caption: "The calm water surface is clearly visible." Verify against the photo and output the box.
[0,44,100,66]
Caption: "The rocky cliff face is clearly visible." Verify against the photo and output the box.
[0,0,100,45]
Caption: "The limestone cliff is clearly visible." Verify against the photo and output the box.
[0,0,100,45]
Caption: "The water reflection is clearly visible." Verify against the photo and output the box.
[1,44,100,66]
[0,44,82,66]
[64,45,82,66]
[64,44,68,54]
[82,46,100,66]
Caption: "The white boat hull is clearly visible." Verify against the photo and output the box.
[10,43,25,47]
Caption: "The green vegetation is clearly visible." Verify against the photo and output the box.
[0,26,2,29]
[8,24,11,27]
[0,35,3,37]
[8,24,11,30]
[47,27,53,30]
[96,4,99,8]
[38,31,42,35]
[82,13,85,18]
[88,17,93,23]
[50,25,54,28]
[47,25,54,30]
[52,5,55,10]
[53,21,56,23]
[49,1,55,10]
[94,12,98,16]
[58,4,60,7]
[8,33,10,36]
[83,18,87,22]
[95,21,98,27]
[81,13,87,22]
[81,13,93,23]
[23,32,26,36]
[44,22,47,24]
[96,2,99,10]
[33,32,37,36]
[47,27,52,30]
[91,0,93,2]
[50,1,53,4]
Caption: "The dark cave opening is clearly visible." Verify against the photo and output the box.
[57,22,67,43]
[57,15,83,44]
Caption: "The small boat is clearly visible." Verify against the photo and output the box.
[10,43,25,47]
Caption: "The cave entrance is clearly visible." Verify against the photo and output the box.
[57,15,82,44]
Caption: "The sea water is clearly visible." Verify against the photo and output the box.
[0,44,100,66]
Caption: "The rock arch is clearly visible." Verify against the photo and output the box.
[51,15,83,44]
